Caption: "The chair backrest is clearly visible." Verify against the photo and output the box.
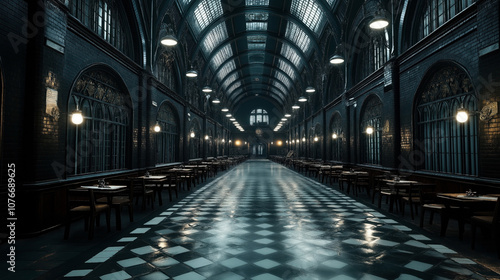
[493,197,500,224]
[418,183,438,204]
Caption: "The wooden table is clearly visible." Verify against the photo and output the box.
[437,193,498,239]
[80,185,127,230]
[136,175,170,205]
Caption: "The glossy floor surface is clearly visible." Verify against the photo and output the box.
[3,160,500,279]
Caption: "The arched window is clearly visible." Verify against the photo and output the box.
[68,68,130,174]
[420,0,475,40]
[189,119,201,159]
[69,0,133,57]
[206,127,215,158]
[360,96,382,165]
[250,109,269,125]
[329,112,342,161]
[415,65,478,175]
[355,28,390,83]
[157,52,177,91]
[156,103,178,164]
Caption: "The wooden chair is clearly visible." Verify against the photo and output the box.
[418,184,447,229]
[470,197,500,258]
[354,172,371,197]
[64,189,111,240]
[400,183,422,220]
[96,179,133,230]
[131,178,155,210]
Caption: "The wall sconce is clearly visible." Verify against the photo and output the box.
[190,132,195,138]
[456,102,498,123]
[332,133,338,139]
[154,122,161,132]
[456,108,469,123]
[302,137,306,142]
[366,126,374,134]
[71,107,83,125]
[204,135,209,140]
[314,136,319,142]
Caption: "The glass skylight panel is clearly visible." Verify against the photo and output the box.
[202,22,228,55]
[273,81,287,95]
[278,59,296,81]
[280,43,302,68]
[216,60,236,79]
[227,82,241,94]
[290,0,326,36]
[271,88,286,100]
[246,0,269,6]
[246,22,267,31]
[248,43,266,50]
[210,45,233,70]
[191,0,223,35]
[181,0,193,9]
[221,73,238,89]
[285,22,311,54]
[326,0,335,7]
[275,72,291,89]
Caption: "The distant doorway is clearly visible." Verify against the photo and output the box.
[252,143,266,158]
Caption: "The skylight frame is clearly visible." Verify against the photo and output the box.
[201,22,229,55]
[191,0,224,36]
[245,0,269,6]
[280,43,302,69]
[210,45,234,70]
[278,59,296,81]
[290,0,326,36]
[285,21,311,55]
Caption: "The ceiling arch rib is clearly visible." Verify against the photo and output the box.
[188,7,324,63]
[225,78,287,104]
[202,34,313,84]
[175,0,341,44]
[222,72,290,103]
[222,77,287,102]
[216,62,301,97]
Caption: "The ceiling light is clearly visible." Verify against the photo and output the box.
[305,86,316,93]
[369,15,389,29]
[284,113,291,117]
[292,104,300,109]
[221,107,229,112]
[186,69,198,78]
[202,86,212,93]
[298,96,307,102]
[160,34,178,46]
[226,113,232,117]
[366,126,374,134]
[329,54,344,64]
[212,98,220,104]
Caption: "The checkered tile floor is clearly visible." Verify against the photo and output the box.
[63,160,499,279]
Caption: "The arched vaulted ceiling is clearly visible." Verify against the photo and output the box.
[152,0,349,121]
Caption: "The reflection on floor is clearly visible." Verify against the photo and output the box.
[52,160,499,279]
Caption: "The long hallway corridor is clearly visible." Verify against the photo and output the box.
[56,160,498,279]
